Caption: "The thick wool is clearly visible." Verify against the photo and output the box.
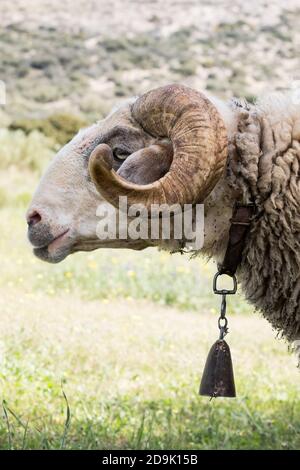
[227,95,300,342]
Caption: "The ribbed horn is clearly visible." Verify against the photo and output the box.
[89,84,228,210]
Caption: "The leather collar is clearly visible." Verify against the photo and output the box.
[218,203,256,277]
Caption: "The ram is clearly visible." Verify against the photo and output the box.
[27,84,300,348]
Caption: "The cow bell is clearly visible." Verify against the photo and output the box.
[199,339,236,398]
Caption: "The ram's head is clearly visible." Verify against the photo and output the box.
[27,84,229,263]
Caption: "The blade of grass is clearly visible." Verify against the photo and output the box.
[21,419,29,450]
[60,385,71,449]
[2,400,13,450]
[134,410,146,449]
[5,404,27,429]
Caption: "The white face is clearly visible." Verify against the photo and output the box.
[27,144,101,263]
[26,104,152,263]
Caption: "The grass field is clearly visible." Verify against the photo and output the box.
[0,168,300,450]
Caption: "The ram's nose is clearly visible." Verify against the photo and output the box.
[27,210,42,227]
[26,208,53,248]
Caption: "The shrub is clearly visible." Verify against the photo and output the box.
[9,113,88,146]
[0,128,55,172]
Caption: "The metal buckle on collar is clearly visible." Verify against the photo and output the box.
[213,271,237,295]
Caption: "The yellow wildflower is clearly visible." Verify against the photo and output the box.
[127,270,136,278]
[87,261,97,269]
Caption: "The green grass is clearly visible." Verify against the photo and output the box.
[0,167,300,450]
[1,286,300,449]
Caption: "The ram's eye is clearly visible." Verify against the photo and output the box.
[113,147,130,161]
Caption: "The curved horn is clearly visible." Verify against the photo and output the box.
[89,84,228,210]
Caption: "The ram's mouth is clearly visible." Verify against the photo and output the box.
[33,229,72,263]
[47,229,70,251]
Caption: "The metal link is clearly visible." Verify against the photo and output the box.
[218,316,228,330]
[215,285,230,339]
[213,271,237,340]
[220,294,227,318]
[218,312,228,339]
[219,326,227,340]
[213,272,237,295]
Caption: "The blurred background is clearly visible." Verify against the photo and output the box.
[0,0,299,450]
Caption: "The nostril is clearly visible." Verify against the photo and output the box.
[27,210,42,227]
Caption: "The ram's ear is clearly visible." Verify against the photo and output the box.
[117,143,173,185]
